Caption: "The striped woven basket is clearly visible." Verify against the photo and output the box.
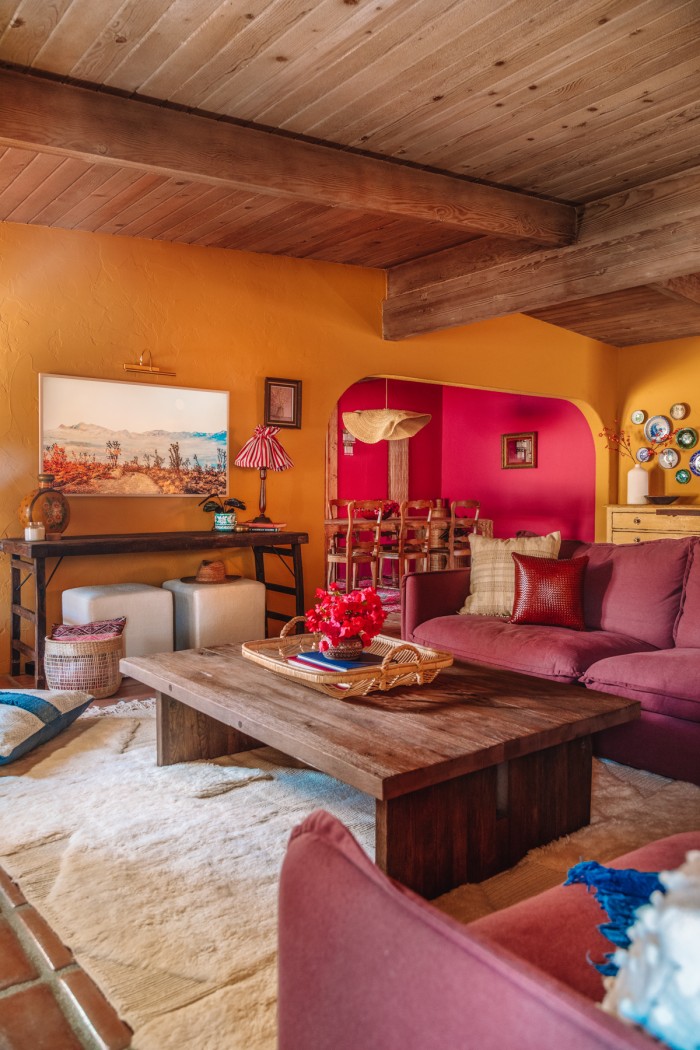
[44,635,124,699]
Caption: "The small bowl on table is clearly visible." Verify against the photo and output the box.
[644,496,678,505]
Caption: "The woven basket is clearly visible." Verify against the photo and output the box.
[44,635,124,699]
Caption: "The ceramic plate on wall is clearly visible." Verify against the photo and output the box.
[670,403,688,420]
[630,409,646,425]
[636,447,653,463]
[689,453,700,477]
[658,448,680,469]
[676,469,691,484]
[644,415,672,443]
[676,427,698,449]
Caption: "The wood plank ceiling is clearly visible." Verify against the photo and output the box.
[0,0,699,346]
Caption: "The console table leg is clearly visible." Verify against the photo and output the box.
[156,693,263,766]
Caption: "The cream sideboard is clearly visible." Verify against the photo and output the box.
[607,504,700,544]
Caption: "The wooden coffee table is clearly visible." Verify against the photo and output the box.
[121,645,640,898]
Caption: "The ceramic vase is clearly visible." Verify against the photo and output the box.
[322,636,364,662]
[627,463,649,505]
[18,473,70,537]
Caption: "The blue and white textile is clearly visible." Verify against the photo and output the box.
[0,689,93,764]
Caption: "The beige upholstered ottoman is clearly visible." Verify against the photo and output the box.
[162,577,266,650]
[61,583,174,657]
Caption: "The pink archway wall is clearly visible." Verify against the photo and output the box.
[337,379,595,541]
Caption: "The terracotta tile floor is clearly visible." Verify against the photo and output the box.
[0,673,149,1048]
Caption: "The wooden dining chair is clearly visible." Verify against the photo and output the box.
[428,499,480,570]
[377,500,433,586]
[448,499,481,569]
[325,499,384,592]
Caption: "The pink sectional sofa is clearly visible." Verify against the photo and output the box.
[402,537,700,785]
[278,810,700,1050]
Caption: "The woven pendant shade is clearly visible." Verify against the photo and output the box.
[342,409,432,444]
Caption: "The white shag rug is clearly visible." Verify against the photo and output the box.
[0,698,698,1049]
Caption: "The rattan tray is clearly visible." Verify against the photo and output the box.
[241,617,453,699]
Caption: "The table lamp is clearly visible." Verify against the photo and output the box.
[234,424,293,522]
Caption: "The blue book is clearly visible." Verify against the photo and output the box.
[290,650,384,673]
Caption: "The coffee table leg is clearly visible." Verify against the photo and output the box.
[376,737,594,898]
[376,766,498,899]
[156,693,263,766]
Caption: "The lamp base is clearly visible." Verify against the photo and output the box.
[252,513,272,523]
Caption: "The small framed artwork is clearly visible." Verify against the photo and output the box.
[502,432,538,469]
[264,377,302,429]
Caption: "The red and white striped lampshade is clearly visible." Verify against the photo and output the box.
[234,425,293,471]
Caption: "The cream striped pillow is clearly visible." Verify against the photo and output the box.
[459,532,562,618]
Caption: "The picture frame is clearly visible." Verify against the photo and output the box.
[502,431,538,469]
[39,373,229,496]
[264,377,302,429]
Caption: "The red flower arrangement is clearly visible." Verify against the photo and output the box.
[305,584,387,650]
[600,421,679,461]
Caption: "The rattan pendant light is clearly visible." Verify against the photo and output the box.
[342,380,431,444]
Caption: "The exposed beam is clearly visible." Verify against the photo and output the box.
[0,68,576,245]
[386,236,553,297]
[383,167,700,340]
[653,273,700,307]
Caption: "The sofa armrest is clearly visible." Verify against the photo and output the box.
[401,568,471,640]
[278,811,655,1050]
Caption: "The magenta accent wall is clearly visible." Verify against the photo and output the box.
[338,380,595,541]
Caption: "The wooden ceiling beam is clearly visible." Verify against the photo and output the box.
[652,273,700,307]
[0,68,576,245]
[383,167,700,340]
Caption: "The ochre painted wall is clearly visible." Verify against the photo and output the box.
[0,221,616,672]
[615,336,700,505]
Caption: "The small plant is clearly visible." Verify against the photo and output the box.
[198,493,247,514]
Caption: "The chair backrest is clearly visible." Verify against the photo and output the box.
[326,498,352,519]
[450,500,480,557]
[346,500,384,552]
[399,500,433,553]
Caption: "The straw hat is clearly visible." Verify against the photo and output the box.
[180,559,240,584]
[342,409,432,444]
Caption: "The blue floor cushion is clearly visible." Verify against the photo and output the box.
[0,690,94,764]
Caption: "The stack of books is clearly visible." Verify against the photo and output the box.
[288,650,384,673]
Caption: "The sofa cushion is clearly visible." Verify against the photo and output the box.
[469,833,699,1003]
[674,539,700,648]
[413,615,657,682]
[460,532,561,618]
[583,649,700,724]
[511,554,587,630]
[571,538,692,649]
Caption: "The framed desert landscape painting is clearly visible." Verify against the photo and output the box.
[39,374,229,496]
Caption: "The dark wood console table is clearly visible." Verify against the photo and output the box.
[0,530,308,688]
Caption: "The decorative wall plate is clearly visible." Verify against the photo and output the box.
[676,469,691,484]
[630,409,646,425]
[636,447,653,463]
[676,427,698,449]
[670,403,688,420]
[689,452,700,477]
[658,448,680,469]
[644,415,672,443]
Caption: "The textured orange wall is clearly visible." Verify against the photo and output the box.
[0,221,615,671]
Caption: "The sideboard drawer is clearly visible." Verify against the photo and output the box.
[608,511,700,532]
[612,530,689,545]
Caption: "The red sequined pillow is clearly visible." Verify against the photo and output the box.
[510,554,588,630]
[50,616,127,641]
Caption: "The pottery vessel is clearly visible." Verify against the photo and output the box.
[18,474,70,537]
[322,636,364,661]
